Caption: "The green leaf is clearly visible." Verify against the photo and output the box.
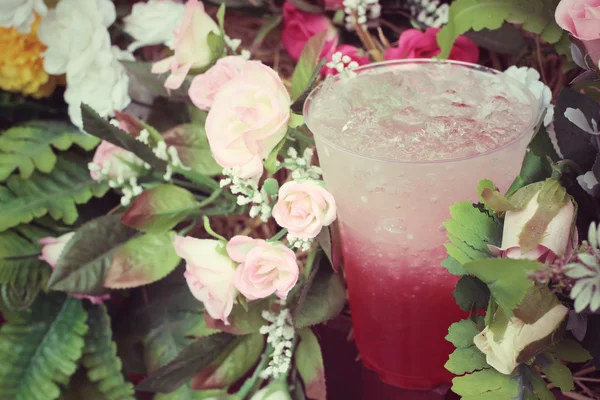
[451,369,518,399]
[47,214,139,295]
[81,104,167,172]
[81,304,135,400]
[441,255,466,276]
[296,328,326,400]
[207,32,225,63]
[203,299,270,335]
[0,224,51,288]
[463,258,544,317]
[121,184,200,233]
[136,333,236,393]
[536,352,574,392]
[265,136,287,175]
[463,24,528,55]
[443,201,502,273]
[0,157,109,232]
[548,338,593,363]
[263,178,279,196]
[251,14,282,49]
[529,366,554,400]
[445,346,488,375]
[512,284,561,324]
[453,275,490,311]
[62,369,110,400]
[0,293,88,400]
[192,333,263,389]
[507,125,559,195]
[291,31,328,100]
[162,123,222,177]
[437,0,563,60]
[104,231,180,289]
[121,61,169,97]
[292,256,345,328]
[446,319,482,348]
[0,121,99,181]
[216,3,226,29]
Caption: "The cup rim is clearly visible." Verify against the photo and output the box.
[302,58,544,165]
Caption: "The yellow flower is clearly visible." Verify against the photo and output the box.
[0,15,58,98]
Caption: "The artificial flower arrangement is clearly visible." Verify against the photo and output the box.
[1,0,600,400]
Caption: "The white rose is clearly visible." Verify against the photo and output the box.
[473,304,569,375]
[123,0,185,52]
[37,0,116,76]
[65,47,132,129]
[0,0,47,33]
[173,236,239,324]
[205,61,291,179]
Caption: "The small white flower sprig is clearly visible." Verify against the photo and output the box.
[326,51,360,80]
[259,303,295,379]
[88,119,190,206]
[219,169,275,222]
[408,0,449,28]
[343,0,381,31]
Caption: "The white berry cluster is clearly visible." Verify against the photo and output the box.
[326,52,360,79]
[224,34,251,60]
[409,0,449,28]
[281,148,322,181]
[152,140,190,181]
[220,169,275,222]
[87,162,145,207]
[343,0,381,31]
[259,307,295,379]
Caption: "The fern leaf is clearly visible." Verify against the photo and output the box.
[0,293,88,400]
[437,0,563,59]
[0,156,109,232]
[81,304,135,400]
[0,121,100,181]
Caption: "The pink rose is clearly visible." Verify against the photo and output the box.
[281,1,338,61]
[39,233,110,305]
[227,236,299,300]
[174,236,238,324]
[385,28,479,63]
[188,56,247,111]
[205,61,291,179]
[152,0,220,90]
[490,191,577,264]
[323,0,344,10]
[272,181,337,238]
[321,45,370,76]
[89,140,144,181]
[556,0,600,66]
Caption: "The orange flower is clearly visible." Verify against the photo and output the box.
[0,15,58,98]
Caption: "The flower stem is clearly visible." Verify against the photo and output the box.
[203,216,227,242]
[197,189,223,208]
[268,229,288,242]
[236,344,273,398]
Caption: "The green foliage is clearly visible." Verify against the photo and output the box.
[446,319,483,348]
[0,157,109,232]
[0,293,88,400]
[451,369,518,399]
[193,333,264,389]
[81,305,135,400]
[443,201,502,274]
[136,333,236,393]
[0,121,99,181]
[203,300,270,335]
[0,224,52,288]
[437,0,564,59]
[292,256,345,328]
[536,353,573,392]
[162,124,222,177]
[463,258,544,317]
[296,328,326,400]
[47,214,139,295]
[290,31,328,101]
[445,319,488,376]
[104,231,180,289]
[453,275,490,311]
[265,137,287,175]
[121,184,200,233]
[548,338,593,362]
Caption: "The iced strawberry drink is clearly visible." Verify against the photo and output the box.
[303,60,541,390]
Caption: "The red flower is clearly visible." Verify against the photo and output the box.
[281,1,338,60]
[385,28,479,63]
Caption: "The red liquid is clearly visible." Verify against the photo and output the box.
[341,223,466,390]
